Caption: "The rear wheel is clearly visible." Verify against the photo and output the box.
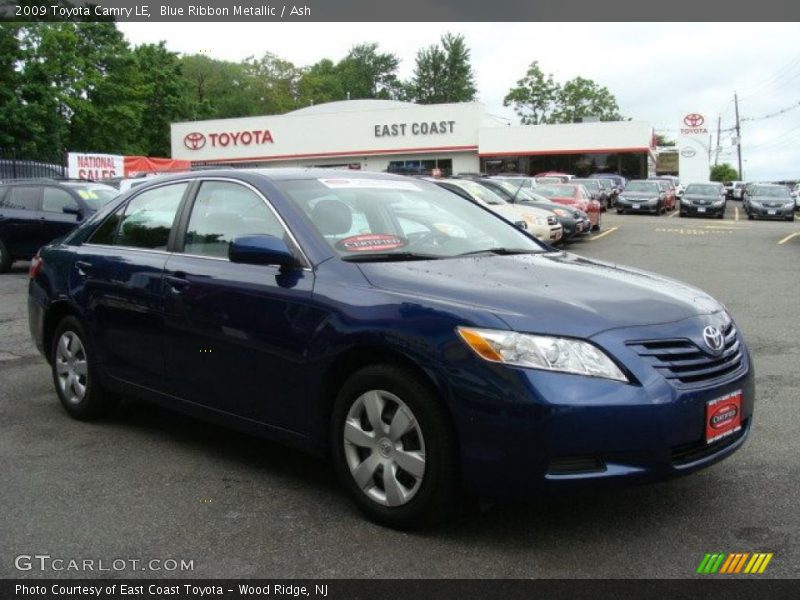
[0,238,11,273]
[331,364,457,528]
[51,316,116,420]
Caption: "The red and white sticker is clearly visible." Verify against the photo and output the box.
[336,234,408,253]
[705,390,742,444]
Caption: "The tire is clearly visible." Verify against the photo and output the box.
[0,238,11,274]
[616,209,624,215]
[748,214,754,220]
[331,364,457,529]
[50,316,116,420]
[787,214,795,222]
[679,212,686,217]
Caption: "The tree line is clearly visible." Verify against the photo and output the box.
[0,23,625,159]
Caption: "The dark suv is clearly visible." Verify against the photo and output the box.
[0,180,117,272]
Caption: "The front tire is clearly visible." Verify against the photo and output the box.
[51,316,116,420]
[0,238,11,273]
[331,364,457,528]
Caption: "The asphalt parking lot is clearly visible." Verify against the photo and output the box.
[1,202,798,579]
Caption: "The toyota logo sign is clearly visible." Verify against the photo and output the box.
[683,114,705,128]
[680,147,697,158]
[184,132,207,150]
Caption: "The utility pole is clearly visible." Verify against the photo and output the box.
[714,115,721,165]
[734,93,743,179]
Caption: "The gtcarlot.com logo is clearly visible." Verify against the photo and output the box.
[697,552,773,574]
[14,554,194,572]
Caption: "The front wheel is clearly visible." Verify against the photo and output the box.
[331,365,457,528]
[0,238,11,273]
[51,316,116,420]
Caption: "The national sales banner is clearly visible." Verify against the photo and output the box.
[67,153,125,180]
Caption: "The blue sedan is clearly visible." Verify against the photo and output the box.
[28,169,754,528]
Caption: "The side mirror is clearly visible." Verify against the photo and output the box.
[514,220,528,230]
[63,206,83,220]
[229,234,298,269]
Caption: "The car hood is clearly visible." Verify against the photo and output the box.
[750,195,791,203]
[357,252,721,338]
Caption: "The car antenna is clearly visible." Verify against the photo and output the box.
[510,179,525,204]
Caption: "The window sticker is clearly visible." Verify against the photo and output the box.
[335,234,408,253]
[318,178,421,192]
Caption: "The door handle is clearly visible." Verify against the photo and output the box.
[165,274,190,294]
[74,260,93,275]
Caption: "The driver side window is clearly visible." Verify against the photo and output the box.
[183,181,286,258]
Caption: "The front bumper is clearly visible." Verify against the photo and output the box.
[748,205,793,219]
[452,315,755,497]
[681,203,725,217]
[618,201,659,213]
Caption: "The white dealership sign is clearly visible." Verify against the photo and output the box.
[677,113,710,184]
[67,153,124,180]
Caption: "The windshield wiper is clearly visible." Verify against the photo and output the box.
[341,252,443,263]
[457,247,537,257]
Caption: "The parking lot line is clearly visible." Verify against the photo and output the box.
[777,231,800,245]
[735,207,740,221]
[589,226,619,241]
[668,210,679,218]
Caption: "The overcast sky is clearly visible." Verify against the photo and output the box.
[119,22,800,181]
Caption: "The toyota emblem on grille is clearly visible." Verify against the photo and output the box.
[184,132,206,150]
[703,326,724,353]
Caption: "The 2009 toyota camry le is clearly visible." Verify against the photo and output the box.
[28,169,754,528]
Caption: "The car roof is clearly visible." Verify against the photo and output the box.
[136,168,419,185]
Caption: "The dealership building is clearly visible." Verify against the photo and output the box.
[170,100,656,179]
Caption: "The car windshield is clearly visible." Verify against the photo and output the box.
[685,184,721,196]
[445,179,507,205]
[572,180,599,191]
[625,182,660,194]
[535,185,576,198]
[274,177,546,260]
[753,186,790,198]
[67,185,119,210]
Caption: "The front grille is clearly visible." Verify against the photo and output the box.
[671,419,748,465]
[627,322,743,385]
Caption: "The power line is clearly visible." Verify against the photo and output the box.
[741,99,800,122]
[737,52,800,99]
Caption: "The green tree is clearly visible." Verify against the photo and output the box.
[551,76,624,123]
[180,54,254,120]
[710,163,739,182]
[0,24,25,148]
[410,33,477,104]
[503,61,559,124]
[244,52,301,115]
[655,134,676,147]
[132,42,196,156]
[297,59,346,105]
[336,43,402,100]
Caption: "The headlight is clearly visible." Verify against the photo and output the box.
[681,198,691,205]
[749,201,761,207]
[712,199,725,206]
[457,327,628,382]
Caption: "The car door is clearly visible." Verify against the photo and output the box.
[0,185,44,258]
[41,186,83,242]
[161,179,318,432]
[70,181,189,390]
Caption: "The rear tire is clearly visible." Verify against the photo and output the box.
[331,364,457,529]
[0,238,11,273]
[50,316,116,420]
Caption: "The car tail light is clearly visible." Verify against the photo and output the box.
[29,254,43,279]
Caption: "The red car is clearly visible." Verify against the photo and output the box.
[648,178,678,211]
[533,183,603,230]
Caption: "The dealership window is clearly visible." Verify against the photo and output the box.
[387,158,452,176]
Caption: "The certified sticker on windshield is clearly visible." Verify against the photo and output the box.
[319,178,421,192]
[336,234,408,253]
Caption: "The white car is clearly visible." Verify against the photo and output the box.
[429,178,563,243]
[792,183,800,211]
